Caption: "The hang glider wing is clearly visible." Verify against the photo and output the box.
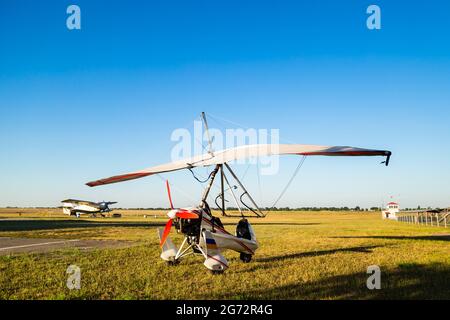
[86,153,214,187]
[86,144,391,187]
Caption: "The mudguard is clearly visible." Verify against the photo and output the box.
[203,230,229,271]
[156,228,178,261]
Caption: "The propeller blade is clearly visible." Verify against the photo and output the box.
[160,218,173,247]
[166,180,174,209]
[176,211,199,219]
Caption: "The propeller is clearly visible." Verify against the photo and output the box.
[160,180,199,247]
[98,201,117,212]
[99,201,108,211]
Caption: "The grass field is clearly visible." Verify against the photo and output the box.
[0,208,449,300]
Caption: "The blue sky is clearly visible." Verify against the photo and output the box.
[1,1,449,208]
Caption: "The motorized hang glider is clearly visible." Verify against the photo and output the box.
[86,112,391,273]
[61,199,117,218]
[86,144,391,188]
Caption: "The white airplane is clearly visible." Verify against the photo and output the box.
[85,113,391,273]
[61,199,117,218]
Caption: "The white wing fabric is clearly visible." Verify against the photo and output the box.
[86,144,391,187]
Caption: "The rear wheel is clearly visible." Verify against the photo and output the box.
[240,253,252,263]
[211,269,224,275]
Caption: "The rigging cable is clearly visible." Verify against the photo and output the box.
[270,156,307,208]
[256,160,263,206]
[240,163,251,181]
[208,113,301,145]
[155,173,198,205]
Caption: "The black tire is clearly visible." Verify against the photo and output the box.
[240,253,252,263]
[211,269,224,275]
[167,260,179,266]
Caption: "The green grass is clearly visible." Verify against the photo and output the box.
[0,209,449,299]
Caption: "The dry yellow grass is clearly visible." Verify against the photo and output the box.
[0,208,449,299]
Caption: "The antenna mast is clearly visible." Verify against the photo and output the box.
[198,112,264,218]
[201,112,214,156]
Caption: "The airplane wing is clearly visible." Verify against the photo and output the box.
[61,199,97,206]
[86,144,391,187]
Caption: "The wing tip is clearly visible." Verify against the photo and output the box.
[385,151,392,166]
[86,179,104,187]
[85,172,154,188]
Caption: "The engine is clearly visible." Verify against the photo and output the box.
[178,217,201,236]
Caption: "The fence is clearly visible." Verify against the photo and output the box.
[397,208,450,228]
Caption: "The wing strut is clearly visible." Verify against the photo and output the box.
[223,163,265,218]
[198,163,265,218]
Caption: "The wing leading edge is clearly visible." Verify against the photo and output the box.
[86,144,391,187]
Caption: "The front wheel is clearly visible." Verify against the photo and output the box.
[167,260,180,266]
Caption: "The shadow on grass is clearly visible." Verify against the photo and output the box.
[0,220,166,232]
[248,223,321,226]
[227,263,450,299]
[0,219,319,232]
[333,235,450,242]
[234,245,383,274]
[255,245,381,263]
